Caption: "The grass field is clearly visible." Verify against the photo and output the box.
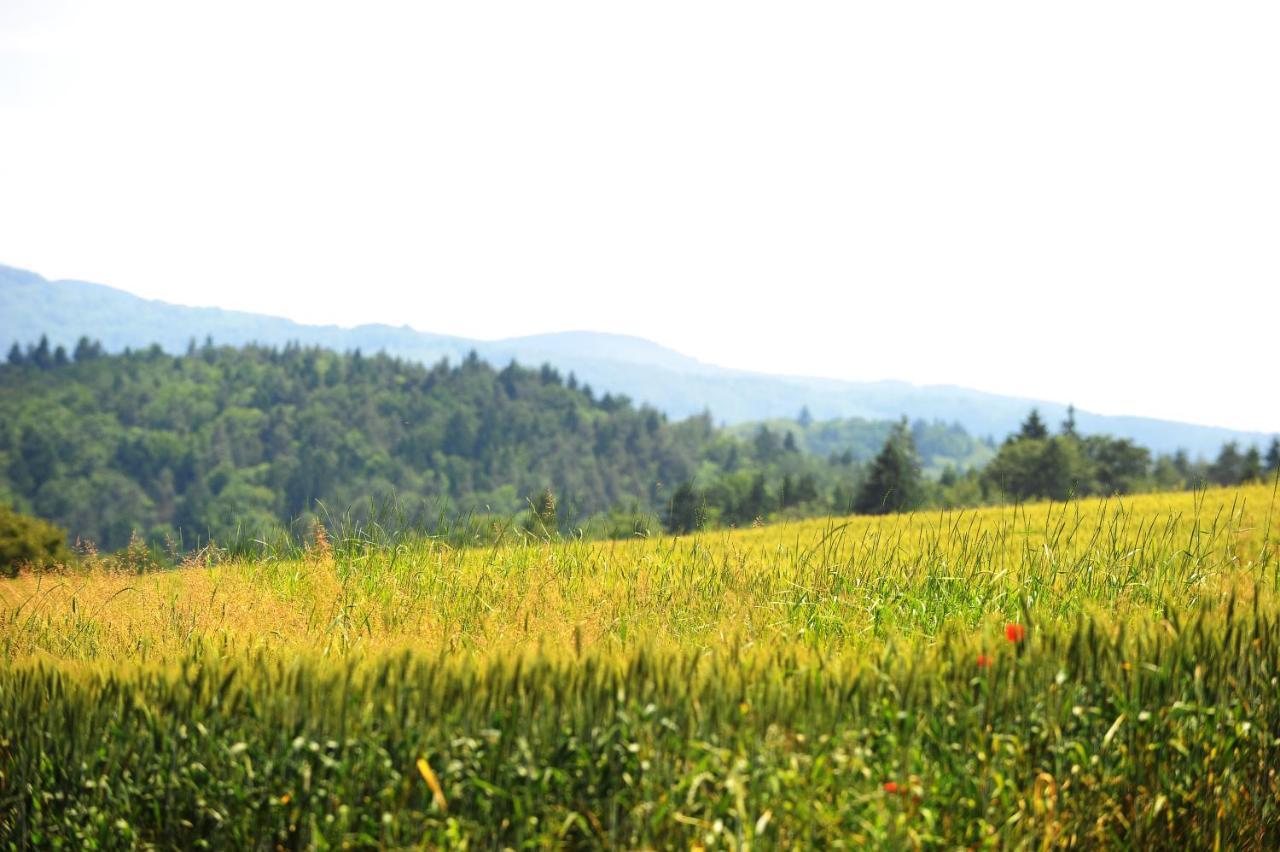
[3,484,1279,848]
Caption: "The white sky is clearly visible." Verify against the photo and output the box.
[1,1,1277,432]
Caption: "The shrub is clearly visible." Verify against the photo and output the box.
[0,503,73,576]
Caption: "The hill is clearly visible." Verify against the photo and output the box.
[2,262,1274,457]
[7,344,1002,550]
[0,344,718,550]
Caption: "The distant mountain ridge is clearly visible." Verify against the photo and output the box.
[2,262,1272,457]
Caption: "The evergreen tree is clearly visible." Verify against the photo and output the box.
[853,420,924,514]
[1241,446,1262,483]
[780,474,796,508]
[739,473,771,523]
[982,435,1082,501]
[1266,438,1280,475]
[6,342,24,366]
[797,406,813,428]
[73,337,103,362]
[1037,437,1076,500]
[1061,404,1078,437]
[664,482,705,534]
[753,427,781,461]
[1017,408,1049,441]
[30,335,52,369]
[830,483,854,514]
[1209,442,1243,486]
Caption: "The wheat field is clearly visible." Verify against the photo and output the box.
[2,484,1278,848]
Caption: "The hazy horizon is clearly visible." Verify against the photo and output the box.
[5,260,1277,438]
[3,2,1277,432]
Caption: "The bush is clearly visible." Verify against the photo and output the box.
[0,504,73,576]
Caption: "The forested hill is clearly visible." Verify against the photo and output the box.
[0,343,724,550]
[4,262,1273,457]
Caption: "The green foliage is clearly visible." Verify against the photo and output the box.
[854,419,924,514]
[1017,408,1050,440]
[3,600,1278,847]
[730,415,995,477]
[0,343,717,549]
[663,481,705,534]
[980,412,1224,502]
[523,487,558,538]
[0,343,894,546]
[1,485,1276,846]
[983,436,1087,501]
[0,503,73,576]
[2,342,1273,552]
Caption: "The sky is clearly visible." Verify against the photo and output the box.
[1,1,1277,432]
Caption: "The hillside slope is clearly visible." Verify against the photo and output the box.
[3,263,1271,456]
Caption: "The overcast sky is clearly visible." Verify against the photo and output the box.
[1,1,1276,432]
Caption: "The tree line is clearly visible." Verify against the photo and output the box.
[2,337,1277,559]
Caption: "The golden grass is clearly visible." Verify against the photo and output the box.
[3,484,1274,665]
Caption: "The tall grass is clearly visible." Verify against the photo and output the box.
[1,485,1277,847]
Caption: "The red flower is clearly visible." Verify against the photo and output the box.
[976,653,992,667]
[883,781,900,794]
[1005,623,1026,643]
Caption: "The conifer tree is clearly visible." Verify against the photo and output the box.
[73,337,102,362]
[664,481,705,534]
[1241,447,1262,483]
[1266,438,1280,475]
[1209,442,1243,485]
[1061,404,1078,437]
[854,419,924,514]
[1018,409,1049,441]
[30,335,52,369]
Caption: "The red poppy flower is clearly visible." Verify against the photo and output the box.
[1005,623,1026,643]
[977,653,992,667]
[883,781,900,794]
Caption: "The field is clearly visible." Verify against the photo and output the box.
[3,484,1279,848]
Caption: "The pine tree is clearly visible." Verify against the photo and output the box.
[1018,409,1049,441]
[740,474,771,523]
[795,474,819,504]
[1241,447,1262,483]
[6,342,24,366]
[1061,404,1078,438]
[753,427,781,461]
[73,337,102,362]
[664,482,704,534]
[30,335,52,369]
[854,419,924,514]
[780,474,796,508]
[1209,442,1243,485]
[1266,438,1280,475]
